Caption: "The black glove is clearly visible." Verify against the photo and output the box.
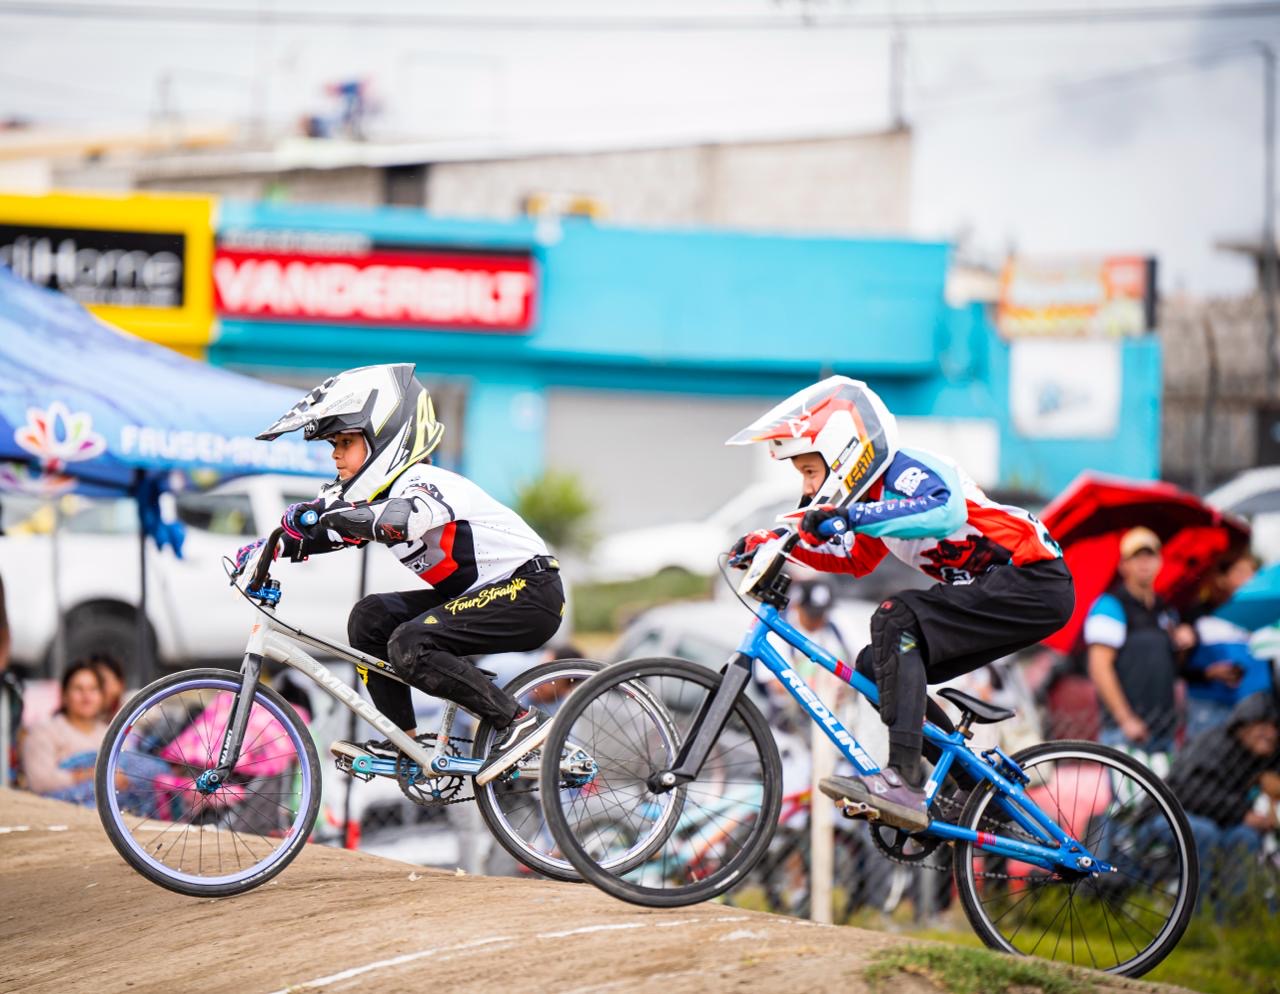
[798,504,848,546]
[281,497,327,542]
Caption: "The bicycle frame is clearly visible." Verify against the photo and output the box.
[668,601,1109,877]
[211,601,487,785]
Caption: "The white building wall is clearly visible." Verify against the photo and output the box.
[427,130,911,234]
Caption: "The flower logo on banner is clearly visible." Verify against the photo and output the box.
[14,402,107,473]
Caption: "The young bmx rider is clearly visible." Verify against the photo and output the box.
[237,363,563,778]
[728,376,1074,830]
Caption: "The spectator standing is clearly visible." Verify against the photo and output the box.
[1162,691,1280,916]
[1184,553,1273,739]
[1085,527,1195,757]
[20,659,108,805]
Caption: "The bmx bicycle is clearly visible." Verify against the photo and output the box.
[94,527,630,897]
[539,525,1199,977]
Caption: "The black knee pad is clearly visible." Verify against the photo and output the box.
[869,597,920,659]
[868,598,922,725]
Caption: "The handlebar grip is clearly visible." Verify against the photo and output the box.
[817,517,848,538]
[250,526,287,588]
[300,510,319,526]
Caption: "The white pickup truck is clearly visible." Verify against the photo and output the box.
[0,474,415,682]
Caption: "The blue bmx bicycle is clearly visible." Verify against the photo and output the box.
[540,528,1198,977]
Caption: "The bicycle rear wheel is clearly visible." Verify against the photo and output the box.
[540,657,782,908]
[95,668,320,898]
[952,740,1197,977]
[472,658,605,881]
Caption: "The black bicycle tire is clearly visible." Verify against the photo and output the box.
[472,658,604,882]
[951,739,1198,978]
[95,668,321,898]
[540,656,783,909]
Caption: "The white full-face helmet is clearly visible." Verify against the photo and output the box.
[726,376,898,506]
[257,363,444,503]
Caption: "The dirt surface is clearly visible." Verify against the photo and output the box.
[1,789,1195,994]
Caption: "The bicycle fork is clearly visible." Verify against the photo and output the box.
[648,652,754,792]
[199,627,269,794]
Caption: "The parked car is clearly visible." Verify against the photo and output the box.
[586,478,799,583]
[0,474,412,682]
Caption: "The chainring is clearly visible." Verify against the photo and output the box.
[870,824,944,864]
[395,738,467,808]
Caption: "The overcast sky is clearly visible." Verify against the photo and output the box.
[2,1,1278,295]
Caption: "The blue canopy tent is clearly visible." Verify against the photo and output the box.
[0,263,330,677]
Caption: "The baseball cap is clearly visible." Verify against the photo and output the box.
[1119,526,1161,559]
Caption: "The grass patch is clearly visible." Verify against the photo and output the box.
[1143,903,1280,994]
[572,568,713,633]
[865,945,1095,994]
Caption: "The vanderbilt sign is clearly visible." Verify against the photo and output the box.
[0,223,186,308]
[214,240,538,333]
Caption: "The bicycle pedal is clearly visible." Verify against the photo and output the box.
[840,800,881,821]
[334,756,374,783]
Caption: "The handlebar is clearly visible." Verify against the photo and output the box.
[250,527,287,590]
[817,516,848,538]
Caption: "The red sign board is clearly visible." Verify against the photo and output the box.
[213,245,537,332]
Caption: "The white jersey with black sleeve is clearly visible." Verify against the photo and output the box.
[322,464,550,600]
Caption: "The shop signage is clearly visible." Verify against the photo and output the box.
[213,238,538,332]
[997,256,1157,338]
[0,192,215,354]
[0,223,185,308]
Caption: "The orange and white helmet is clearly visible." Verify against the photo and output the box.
[726,376,898,505]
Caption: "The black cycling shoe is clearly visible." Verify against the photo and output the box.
[492,707,550,754]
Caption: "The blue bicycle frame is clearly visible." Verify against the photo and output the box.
[739,603,1109,876]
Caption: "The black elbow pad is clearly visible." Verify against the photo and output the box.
[371,498,414,544]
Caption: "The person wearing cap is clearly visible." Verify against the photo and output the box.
[1084,526,1196,754]
[1161,690,1280,915]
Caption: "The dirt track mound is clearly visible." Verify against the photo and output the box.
[1,789,1190,994]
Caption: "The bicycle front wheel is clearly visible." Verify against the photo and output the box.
[952,740,1197,977]
[472,658,605,881]
[95,668,321,898]
[540,657,782,908]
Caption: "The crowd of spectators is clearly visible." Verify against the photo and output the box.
[1072,528,1279,917]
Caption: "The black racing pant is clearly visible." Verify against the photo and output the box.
[347,565,565,730]
[855,558,1075,777]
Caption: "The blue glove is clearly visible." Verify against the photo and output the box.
[233,537,277,576]
[798,505,848,546]
[282,497,327,542]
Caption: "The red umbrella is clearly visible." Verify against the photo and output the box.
[1038,472,1251,654]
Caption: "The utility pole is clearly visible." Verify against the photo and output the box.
[890,30,907,130]
[1258,41,1278,400]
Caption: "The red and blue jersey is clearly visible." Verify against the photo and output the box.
[792,447,1062,585]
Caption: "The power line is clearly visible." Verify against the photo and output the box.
[0,1,1279,30]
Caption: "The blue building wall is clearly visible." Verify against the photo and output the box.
[210,201,1161,502]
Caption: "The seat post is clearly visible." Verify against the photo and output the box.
[956,710,976,740]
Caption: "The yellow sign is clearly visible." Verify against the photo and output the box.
[0,191,215,356]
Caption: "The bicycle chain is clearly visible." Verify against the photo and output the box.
[868,790,1048,882]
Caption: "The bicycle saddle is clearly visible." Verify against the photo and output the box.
[937,688,1015,724]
